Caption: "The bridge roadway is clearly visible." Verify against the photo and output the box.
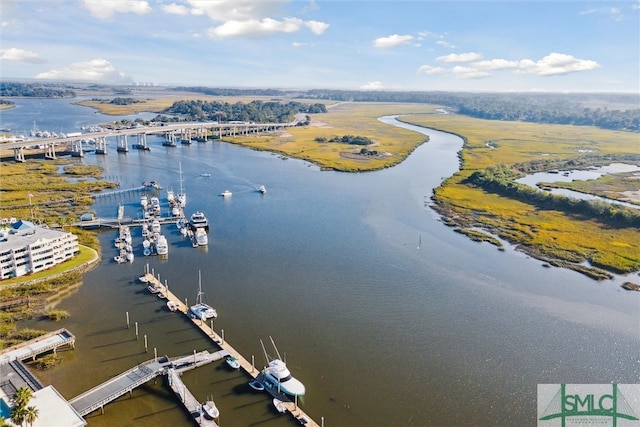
[142,268,320,426]
[69,349,230,417]
[0,120,292,151]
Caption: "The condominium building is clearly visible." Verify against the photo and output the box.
[0,220,79,280]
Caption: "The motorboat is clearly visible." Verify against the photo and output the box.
[195,228,208,246]
[155,235,168,256]
[201,173,211,177]
[189,271,217,320]
[201,400,219,420]
[167,300,178,311]
[260,336,306,396]
[225,356,240,369]
[140,194,148,208]
[138,275,149,283]
[248,380,265,391]
[148,284,160,294]
[190,211,209,231]
[150,219,161,234]
[220,190,232,197]
[126,252,134,263]
[167,189,175,203]
[258,185,267,194]
[273,398,287,414]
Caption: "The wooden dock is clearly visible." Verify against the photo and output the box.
[167,368,218,426]
[142,269,320,426]
[0,328,75,365]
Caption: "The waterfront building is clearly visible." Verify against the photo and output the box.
[0,220,79,280]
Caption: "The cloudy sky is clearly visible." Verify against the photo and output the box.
[1,0,638,92]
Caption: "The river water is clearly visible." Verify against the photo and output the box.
[3,100,639,426]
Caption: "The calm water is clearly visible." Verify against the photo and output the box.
[4,100,639,427]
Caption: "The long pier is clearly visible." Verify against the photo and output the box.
[142,269,320,426]
[167,368,219,427]
[69,349,229,417]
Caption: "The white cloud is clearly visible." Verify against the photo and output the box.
[437,52,483,63]
[207,17,320,38]
[305,20,329,35]
[162,3,189,15]
[417,65,446,75]
[436,40,456,49]
[0,48,46,64]
[35,58,132,83]
[472,59,521,70]
[373,34,414,49]
[188,0,288,22]
[360,81,384,90]
[81,0,152,19]
[517,53,600,76]
[451,66,490,79]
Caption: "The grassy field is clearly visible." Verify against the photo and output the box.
[400,113,640,278]
[225,102,437,171]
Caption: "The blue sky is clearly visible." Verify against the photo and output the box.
[1,0,639,92]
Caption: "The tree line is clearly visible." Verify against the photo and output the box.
[0,82,76,98]
[162,99,326,123]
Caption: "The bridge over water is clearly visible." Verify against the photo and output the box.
[2,120,293,161]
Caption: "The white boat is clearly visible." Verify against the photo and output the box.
[155,235,168,255]
[167,189,175,203]
[177,162,186,208]
[126,252,134,263]
[260,336,306,396]
[248,380,265,391]
[138,275,149,283]
[148,284,160,294]
[167,300,178,311]
[220,190,232,197]
[150,219,161,233]
[195,228,208,246]
[201,173,211,177]
[225,356,240,369]
[140,194,148,208]
[190,211,209,231]
[273,398,286,414]
[258,185,267,194]
[201,400,219,420]
[189,271,217,320]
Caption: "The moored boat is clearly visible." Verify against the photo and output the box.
[167,300,178,311]
[260,337,306,396]
[248,380,265,391]
[258,185,267,194]
[220,190,232,197]
[273,398,286,414]
[189,271,217,320]
[190,211,209,231]
[201,399,219,420]
[225,356,240,369]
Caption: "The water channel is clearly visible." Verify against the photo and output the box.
[3,100,639,426]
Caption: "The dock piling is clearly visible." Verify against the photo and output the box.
[135,322,139,339]
[144,335,148,352]
[126,311,130,329]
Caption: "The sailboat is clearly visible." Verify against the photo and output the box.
[189,271,217,320]
[176,162,186,208]
[260,336,305,396]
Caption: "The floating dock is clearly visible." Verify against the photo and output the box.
[167,368,218,426]
[142,269,320,426]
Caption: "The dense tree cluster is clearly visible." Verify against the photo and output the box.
[0,82,76,98]
[466,165,640,228]
[109,97,141,105]
[162,99,325,123]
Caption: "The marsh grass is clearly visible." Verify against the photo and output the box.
[226,103,437,171]
[407,114,640,276]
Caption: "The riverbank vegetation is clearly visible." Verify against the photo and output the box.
[0,160,116,225]
[399,113,640,278]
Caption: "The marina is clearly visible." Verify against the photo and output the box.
[140,268,320,426]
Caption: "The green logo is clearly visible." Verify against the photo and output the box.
[538,384,640,427]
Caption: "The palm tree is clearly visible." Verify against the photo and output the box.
[10,405,26,427]
[0,416,10,427]
[23,406,39,427]
[12,387,32,409]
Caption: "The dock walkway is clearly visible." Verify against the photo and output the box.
[69,350,229,417]
[167,368,218,426]
[0,328,75,365]
[142,270,320,426]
